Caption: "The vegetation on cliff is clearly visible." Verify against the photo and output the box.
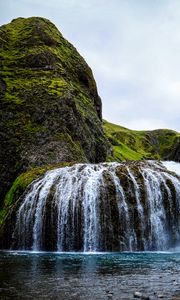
[0,17,110,205]
[104,120,180,162]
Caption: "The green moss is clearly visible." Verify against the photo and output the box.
[0,16,110,210]
[48,78,68,96]
[0,167,45,224]
[0,162,77,225]
[75,91,96,118]
[3,93,23,105]
[24,122,46,134]
[53,132,86,160]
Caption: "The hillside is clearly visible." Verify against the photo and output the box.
[0,17,110,204]
[104,120,180,162]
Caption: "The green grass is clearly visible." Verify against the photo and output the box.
[103,120,180,162]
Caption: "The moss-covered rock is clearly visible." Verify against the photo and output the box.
[0,162,77,228]
[103,120,180,162]
[0,17,111,204]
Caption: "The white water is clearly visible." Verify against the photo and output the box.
[162,161,180,176]
[12,161,180,252]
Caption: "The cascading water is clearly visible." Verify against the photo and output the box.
[7,161,180,252]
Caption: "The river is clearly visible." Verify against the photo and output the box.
[0,251,180,299]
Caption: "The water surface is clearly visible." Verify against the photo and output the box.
[0,251,180,299]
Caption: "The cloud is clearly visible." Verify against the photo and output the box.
[0,0,180,131]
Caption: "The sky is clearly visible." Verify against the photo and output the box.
[0,0,180,131]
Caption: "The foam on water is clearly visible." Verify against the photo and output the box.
[162,161,180,176]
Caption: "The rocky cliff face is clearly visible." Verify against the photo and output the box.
[0,17,110,204]
[167,136,180,162]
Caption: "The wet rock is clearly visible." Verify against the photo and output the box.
[141,295,150,300]
[167,136,180,162]
[134,292,150,300]
[0,78,6,94]
[134,291,143,298]
[106,290,114,297]
[172,290,180,300]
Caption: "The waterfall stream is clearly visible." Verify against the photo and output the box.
[10,161,180,252]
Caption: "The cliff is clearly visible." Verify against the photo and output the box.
[0,17,110,204]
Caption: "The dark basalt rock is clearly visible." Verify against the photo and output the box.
[0,78,6,94]
[0,17,111,204]
[166,136,180,162]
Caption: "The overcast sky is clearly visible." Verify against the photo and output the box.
[1,0,180,131]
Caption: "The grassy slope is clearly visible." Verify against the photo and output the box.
[103,120,180,162]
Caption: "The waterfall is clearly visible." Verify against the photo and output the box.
[162,161,180,176]
[10,161,180,252]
